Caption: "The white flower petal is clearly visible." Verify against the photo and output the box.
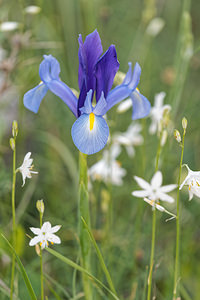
[151,171,162,188]
[188,189,194,201]
[179,175,190,190]
[29,236,41,246]
[132,190,150,198]
[49,234,61,244]
[157,192,174,203]
[50,225,61,234]
[159,184,177,193]
[41,221,51,232]
[134,176,151,190]
[30,227,41,235]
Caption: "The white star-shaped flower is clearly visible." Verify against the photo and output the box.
[89,144,126,186]
[132,171,177,203]
[113,123,144,157]
[149,92,171,134]
[29,221,61,250]
[179,165,200,200]
[18,152,38,186]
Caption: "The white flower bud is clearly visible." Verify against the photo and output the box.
[10,138,15,151]
[12,120,18,138]
[161,130,168,147]
[182,117,188,130]
[174,129,181,143]
[36,199,44,215]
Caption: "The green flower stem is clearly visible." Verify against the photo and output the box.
[173,130,185,299]
[147,134,162,300]
[40,212,44,300]
[10,137,16,300]
[78,152,92,300]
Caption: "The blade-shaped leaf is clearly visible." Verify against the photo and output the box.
[1,234,37,300]
[46,247,120,300]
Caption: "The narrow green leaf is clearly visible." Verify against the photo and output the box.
[46,247,120,300]
[81,217,117,295]
[1,234,37,300]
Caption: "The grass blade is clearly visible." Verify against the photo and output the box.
[1,234,37,300]
[46,247,120,300]
[81,217,117,295]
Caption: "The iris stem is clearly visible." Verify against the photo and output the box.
[147,133,162,300]
[10,136,16,300]
[40,212,44,300]
[173,129,185,299]
[78,152,92,300]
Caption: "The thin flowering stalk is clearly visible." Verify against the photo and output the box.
[147,133,162,300]
[173,123,186,299]
[40,211,44,300]
[10,121,18,300]
[78,152,92,299]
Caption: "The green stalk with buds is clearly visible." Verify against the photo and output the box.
[10,120,18,300]
[173,117,187,299]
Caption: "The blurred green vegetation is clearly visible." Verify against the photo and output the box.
[0,0,200,299]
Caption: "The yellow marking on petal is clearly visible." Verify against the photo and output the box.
[40,242,42,247]
[136,87,140,93]
[51,241,54,245]
[189,185,191,190]
[89,113,95,131]
[39,81,43,85]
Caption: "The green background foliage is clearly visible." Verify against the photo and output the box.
[0,0,200,299]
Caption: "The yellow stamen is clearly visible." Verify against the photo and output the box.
[196,181,200,187]
[89,113,95,131]
[51,241,54,245]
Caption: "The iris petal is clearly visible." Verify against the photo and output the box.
[39,55,60,82]
[102,62,142,114]
[131,90,151,120]
[93,92,107,115]
[79,89,93,114]
[78,30,103,90]
[78,30,103,114]
[48,80,78,117]
[95,45,119,101]
[71,113,109,155]
[23,83,48,113]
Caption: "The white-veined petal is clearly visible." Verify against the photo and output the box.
[71,113,109,155]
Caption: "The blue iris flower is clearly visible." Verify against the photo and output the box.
[24,30,151,155]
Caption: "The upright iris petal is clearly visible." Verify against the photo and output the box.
[95,45,119,101]
[72,90,109,155]
[78,30,103,115]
